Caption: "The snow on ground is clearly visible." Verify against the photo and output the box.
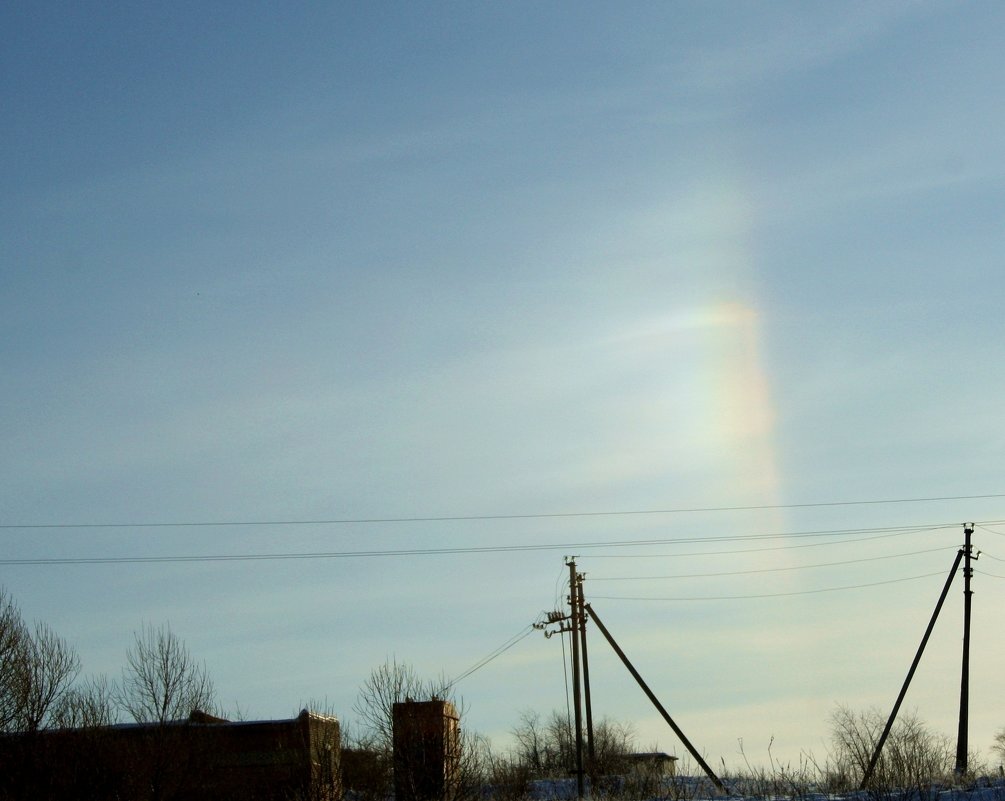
[523,777,1005,801]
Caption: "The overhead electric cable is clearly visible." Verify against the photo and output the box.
[444,625,536,690]
[583,524,964,558]
[553,566,569,613]
[588,545,958,581]
[0,522,974,566]
[590,570,947,601]
[3,493,1003,530]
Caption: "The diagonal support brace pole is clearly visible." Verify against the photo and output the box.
[860,549,963,789]
[585,603,727,793]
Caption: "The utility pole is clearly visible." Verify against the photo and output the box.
[568,559,586,800]
[955,523,977,776]
[533,562,590,799]
[576,571,596,775]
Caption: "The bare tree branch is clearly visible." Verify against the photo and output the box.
[52,673,117,728]
[352,658,449,752]
[0,590,80,733]
[0,589,26,731]
[118,622,216,723]
[17,621,81,731]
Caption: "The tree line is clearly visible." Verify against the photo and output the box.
[1,588,215,734]
[3,585,1005,800]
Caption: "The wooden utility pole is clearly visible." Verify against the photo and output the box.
[576,571,596,775]
[567,559,585,800]
[955,523,976,776]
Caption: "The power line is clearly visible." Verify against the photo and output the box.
[573,523,963,560]
[975,523,1005,538]
[582,526,948,554]
[589,570,948,601]
[587,545,959,581]
[553,566,570,617]
[444,625,536,690]
[0,522,976,566]
[3,493,1003,530]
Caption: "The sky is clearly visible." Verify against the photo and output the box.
[3,0,1005,771]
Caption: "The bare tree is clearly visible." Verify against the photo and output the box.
[993,728,1005,768]
[106,624,219,801]
[352,658,449,751]
[0,588,25,731]
[52,674,117,729]
[0,591,88,801]
[591,716,637,777]
[453,729,494,801]
[511,709,548,775]
[510,708,638,779]
[349,659,469,801]
[828,705,953,793]
[15,621,81,731]
[118,623,215,723]
[0,590,80,733]
[829,704,882,785]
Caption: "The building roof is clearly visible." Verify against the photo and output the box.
[625,752,678,762]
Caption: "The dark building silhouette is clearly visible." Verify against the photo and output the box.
[0,709,339,801]
[4,700,466,801]
[392,699,460,801]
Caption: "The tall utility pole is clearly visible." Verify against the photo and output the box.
[955,523,976,776]
[567,559,585,800]
[576,571,596,775]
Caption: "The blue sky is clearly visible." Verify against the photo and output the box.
[3,1,1005,768]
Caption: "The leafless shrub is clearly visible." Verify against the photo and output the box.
[993,729,1005,770]
[483,752,534,801]
[454,730,495,801]
[509,707,639,782]
[722,737,821,800]
[827,705,954,796]
[659,756,707,801]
